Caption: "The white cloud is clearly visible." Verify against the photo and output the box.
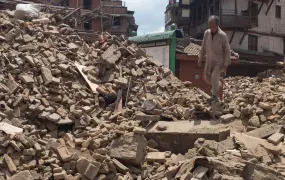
[138,26,165,35]
[124,0,167,35]
[153,26,165,33]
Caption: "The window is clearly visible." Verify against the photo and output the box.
[59,0,69,6]
[83,0,92,9]
[113,17,121,26]
[181,9,190,17]
[276,5,281,18]
[215,1,220,15]
[210,6,214,15]
[198,6,202,20]
[203,4,207,20]
[84,20,92,30]
[248,35,258,51]
[165,10,171,22]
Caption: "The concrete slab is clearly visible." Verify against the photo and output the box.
[146,120,230,153]
[246,123,280,139]
[233,132,282,158]
[268,133,284,145]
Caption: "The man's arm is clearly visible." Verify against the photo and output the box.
[222,34,231,68]
[198,31,207,63]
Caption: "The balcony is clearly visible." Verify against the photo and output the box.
[190,10,258,37]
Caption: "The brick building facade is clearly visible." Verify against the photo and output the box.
[67,0,138,37]
[188,0,285,76]
[165,0,190,35]
[188,0,285,56]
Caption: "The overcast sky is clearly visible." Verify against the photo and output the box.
[124,0,167,35]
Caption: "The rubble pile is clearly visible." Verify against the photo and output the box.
[0,10,214,180]
[222,76,285,127]
[0,8,285,180]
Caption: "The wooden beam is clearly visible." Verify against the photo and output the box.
[206,0,209,17]
[239,30,247,45]
[258,0,265,14]
[283,37,285,55]
[49,7,68,19]
[219,0,222,22]
[114,89,122,112]
[266,0,274,16]
[201,3,204,21]
[62,7,82,21]
[235,0,237,26]
[125,76,133,107]
[230,29,236,44]
[235,0,237,15]
[249,0,252,25]
[213,0,216,15]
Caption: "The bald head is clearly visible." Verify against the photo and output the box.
[208,15,219,33]
[209,16,219,25]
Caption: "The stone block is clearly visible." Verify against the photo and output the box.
[41,66,53,85]
[4,154,17,174]
[110,133,147,165]
[9,170,33,180]
[84,163,101,180]
[268,133,284,145]
[112,158,129,173]
[246,124,279,139]
[100,44,121,68]
[220,114,235,122]
[76,157,89,175]
[20,74,34,84]
[146,152,166,163]
[146,121,230,153]
[57,145,72,162]
[53,170,67,180]
[135,113,161,121]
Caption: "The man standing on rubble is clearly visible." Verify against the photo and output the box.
[198,15,231,103]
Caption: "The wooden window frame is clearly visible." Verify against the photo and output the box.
[276,5,281,18]
[248,35,258,51]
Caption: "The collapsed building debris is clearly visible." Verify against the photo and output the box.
[0,6,284,180]
[223,76,285,127]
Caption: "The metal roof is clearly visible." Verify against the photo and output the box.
[183,43,239,60]
[128,30,183,43]
[184,43,201,56]
[233,48,275,57]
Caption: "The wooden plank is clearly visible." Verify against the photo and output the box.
[194,87,211,99]
[125,76,133,106]
[239,30,247,45]
[230,29,235,44]
[49,6,68,19]
[114,39,134,56]
[283,37,285,55]
[193,166,209,179]
[114,89,122,111]
[62,7,82,20]
[258,0,265,14]
[265,0,274,16]
[74,63,98,93]
[135,113,161,121]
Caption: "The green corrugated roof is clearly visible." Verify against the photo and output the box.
[128,30,183,43]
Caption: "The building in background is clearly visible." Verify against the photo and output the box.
[165,0,191,35]
[66,0,137,37]
[1,0,138,37]
[189,0,285,66]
